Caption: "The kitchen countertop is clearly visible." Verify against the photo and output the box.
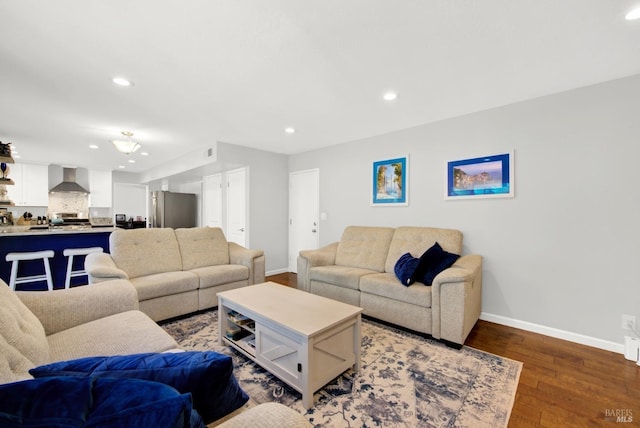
[0,226,117,236]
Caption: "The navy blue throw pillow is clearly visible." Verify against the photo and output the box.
[0,376,202,428]
[394,252,420,286]
[412,242,460,285]
[30,351,248,424]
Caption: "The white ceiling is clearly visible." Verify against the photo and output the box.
[1,1,640,174]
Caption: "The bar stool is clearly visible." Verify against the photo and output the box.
[63,247,104,288]
[5,250,55,291]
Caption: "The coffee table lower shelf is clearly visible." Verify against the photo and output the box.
[218,283,362,409]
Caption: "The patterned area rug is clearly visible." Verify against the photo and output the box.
[161,310,521,428]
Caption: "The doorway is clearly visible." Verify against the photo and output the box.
[226,167,248,247]
[203,173,222,228]
[289,169,319,272]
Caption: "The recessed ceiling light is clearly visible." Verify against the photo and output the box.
[383,92,398,101]
[285,127,295,134]
[128,159,136,163]
[626,7,640,20]
[112,77,133,87]
[89,144,99,149]
[118,165,125,169]
[140,152,149,156]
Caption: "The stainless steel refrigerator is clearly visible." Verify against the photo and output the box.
[151,191,197,228]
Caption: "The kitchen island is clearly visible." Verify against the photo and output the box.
[0,226,116,290]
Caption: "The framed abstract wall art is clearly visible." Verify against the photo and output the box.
[445,151,514,200]
[372,156,408,206]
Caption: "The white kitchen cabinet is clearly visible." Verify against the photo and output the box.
[6,163,49,206]
[88,170,112,207]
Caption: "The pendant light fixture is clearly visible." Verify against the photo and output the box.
[112,131,141,155]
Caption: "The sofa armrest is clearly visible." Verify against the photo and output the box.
[430,254,483,346]
[85,252,128,283]
[216,402,311,428]
[229,242,265,284]
[296,242,339,292]
[16,280,140,336]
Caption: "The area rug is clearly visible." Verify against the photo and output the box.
[161,310,521,428]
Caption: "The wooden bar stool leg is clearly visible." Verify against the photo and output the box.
[44,256,54,291]
[64,254,74,289]
[9,260,19,291]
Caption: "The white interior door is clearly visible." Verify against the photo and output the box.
[226,167,248,247]
[203,173,223,228]
[289,169,319,272]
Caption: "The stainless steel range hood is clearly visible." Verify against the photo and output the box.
[49,168,90,194]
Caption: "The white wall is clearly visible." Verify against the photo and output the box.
[113,182,148,222]
[289,74,640,351]
[217,143,289,274]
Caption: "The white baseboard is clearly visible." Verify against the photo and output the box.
[265,268,289,276]
[480,312,624,355]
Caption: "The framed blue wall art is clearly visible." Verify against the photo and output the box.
[372,156,408,206]
[445,151,514,199]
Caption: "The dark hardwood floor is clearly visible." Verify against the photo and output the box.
[266,273,640,427]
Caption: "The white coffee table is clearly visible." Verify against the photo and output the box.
[218,282,363,409]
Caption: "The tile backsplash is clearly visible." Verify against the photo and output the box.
[90,216,113,225]
[48,193,89,217]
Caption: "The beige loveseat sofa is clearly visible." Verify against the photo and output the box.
[298,226,482,347]
[86,227,265,322]
[0,279,310,428]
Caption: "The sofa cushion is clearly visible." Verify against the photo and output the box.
[189,265,249,289]
[110,228,184,279]
[384,227,462,273]
[30,351,249,424]
[0,376,202,428]
[0,283,50,384]
[176,227,231,270]
[216,402,312,428]
[310,265,378,290]
[17,279,140,336]
[360,273,432,307]
[413,242,460,285]
[393,252,420,286]
[131,271,199,301]
[335,226,395,272]
[46,310,178,363]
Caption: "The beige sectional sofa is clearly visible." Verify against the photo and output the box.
[0,279,310,427]
[298,226,483,347]
[86,227,265,322]
[0,279,178,385]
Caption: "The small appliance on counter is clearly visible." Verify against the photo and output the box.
[0,208,10,225]
[115,214,146,229]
